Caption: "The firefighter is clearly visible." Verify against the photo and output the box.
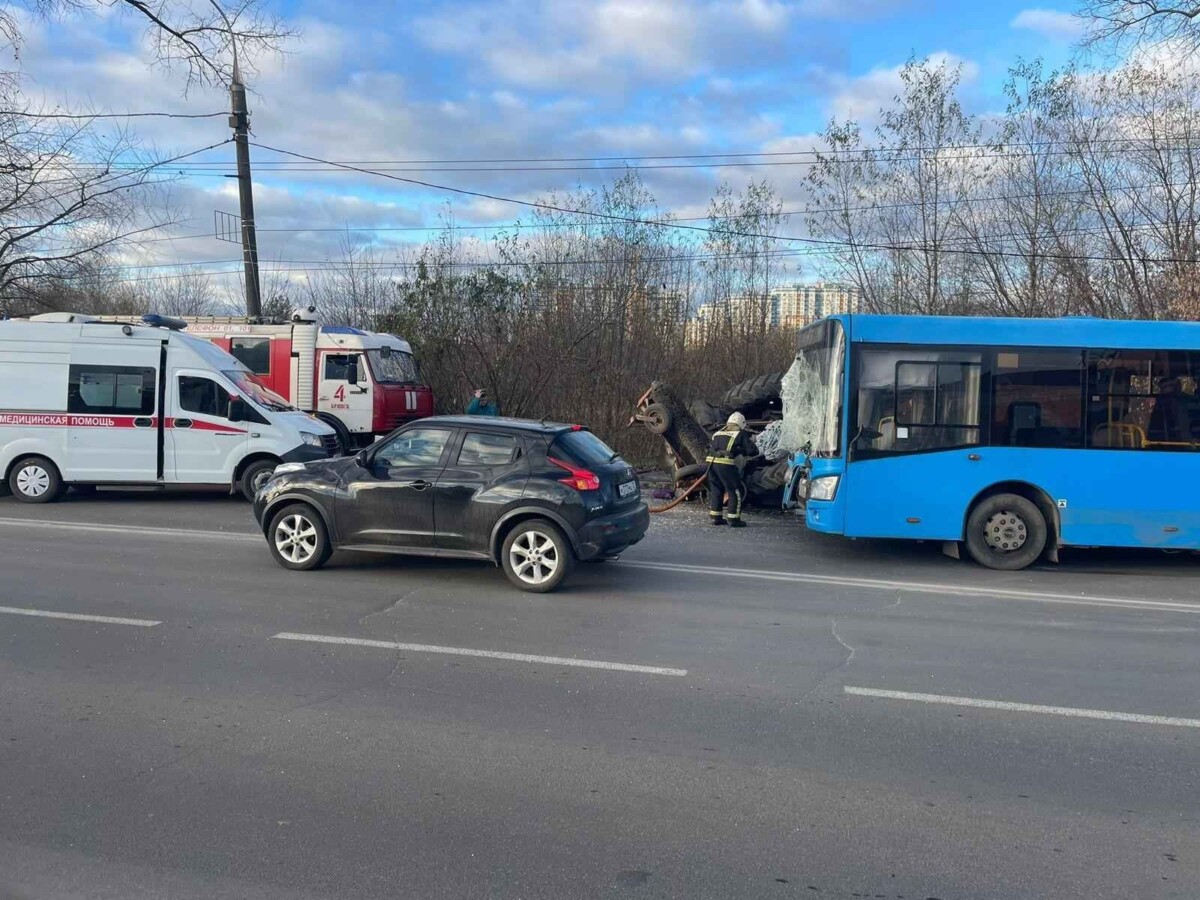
[705,412,757,528]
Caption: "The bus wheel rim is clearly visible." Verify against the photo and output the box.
[984,510,1027,553]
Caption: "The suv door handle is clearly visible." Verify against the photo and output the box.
[407,480,432,490]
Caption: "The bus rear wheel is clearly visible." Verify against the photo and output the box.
[965,493,1046,571]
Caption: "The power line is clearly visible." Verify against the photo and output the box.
[247,141,1200,266]
[62,133,1200,167]
[0,110,227,120]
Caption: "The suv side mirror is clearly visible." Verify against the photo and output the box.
[347,357,360,386]
[354,449,369,468]
[228,396,245,423]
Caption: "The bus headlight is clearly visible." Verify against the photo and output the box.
[808,475,839,501]
[299,431,323,448]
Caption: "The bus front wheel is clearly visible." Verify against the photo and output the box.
[965,493,1047,571]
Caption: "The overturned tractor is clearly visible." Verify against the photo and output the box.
[630,376,792,507]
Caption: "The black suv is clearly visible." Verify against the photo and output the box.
[253,416,649,592]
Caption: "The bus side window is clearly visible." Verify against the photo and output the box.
[992,350,1083,449]
[854,349,981,454]
[1087,350,1200,450]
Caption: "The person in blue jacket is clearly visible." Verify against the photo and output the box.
[466,388,499,416]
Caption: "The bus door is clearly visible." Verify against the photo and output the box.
[844,349,986,539]
[65,343,162,482]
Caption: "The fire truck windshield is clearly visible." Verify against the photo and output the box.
[225,370,294,412]
[366,348,420,384]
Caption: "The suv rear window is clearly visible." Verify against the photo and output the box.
[551,430,618,467]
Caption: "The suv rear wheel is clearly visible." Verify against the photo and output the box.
[502,520,574,593]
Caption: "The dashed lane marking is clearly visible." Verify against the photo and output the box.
[844,686,1200,729]
[271,631,688,677]
[0,605,160,627]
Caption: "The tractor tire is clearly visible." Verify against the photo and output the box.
[688,400,731,433]
[721,373,784,419]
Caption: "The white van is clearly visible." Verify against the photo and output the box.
[0,313,336,503]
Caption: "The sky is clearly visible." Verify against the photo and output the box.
[11,0,1088,288]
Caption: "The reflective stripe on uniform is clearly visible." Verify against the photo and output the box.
[707,428,741,465]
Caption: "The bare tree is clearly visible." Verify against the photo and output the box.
[0,86,175,314]
[144,271,218,315]
[10,1,292,89]
[809,56,983,315]
[1079,1,1200,57]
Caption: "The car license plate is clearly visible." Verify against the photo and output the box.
[618,480,638,498]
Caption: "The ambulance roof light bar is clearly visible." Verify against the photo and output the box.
[141,314,187,331]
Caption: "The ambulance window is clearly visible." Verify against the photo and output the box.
[231,338,271,375]
[179,376,227,418]
[68,366,156,415]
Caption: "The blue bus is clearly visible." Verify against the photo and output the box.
[783,315,1200,570]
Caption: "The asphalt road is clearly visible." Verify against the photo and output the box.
[1,489,1197,899]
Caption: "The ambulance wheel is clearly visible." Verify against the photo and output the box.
[268,503,332,571]
[239,458,279,501]
[9,456,64,504]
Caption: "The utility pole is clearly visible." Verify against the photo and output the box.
[230,69,262,319]
[211,0,262,318]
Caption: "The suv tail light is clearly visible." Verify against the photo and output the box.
[549,456,600,492]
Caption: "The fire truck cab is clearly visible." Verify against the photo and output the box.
[182,308,433,451]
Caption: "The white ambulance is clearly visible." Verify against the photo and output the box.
[0,313,336,503]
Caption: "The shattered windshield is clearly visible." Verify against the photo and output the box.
[779,319,845,458]
[366,349,421,384]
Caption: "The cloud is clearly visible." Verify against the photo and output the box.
[826,52,981,124]
[414,0,829,92]
[1010,8,1084,42]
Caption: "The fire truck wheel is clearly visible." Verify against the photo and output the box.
[239,458,280,502]
[9,456,64,504]
[315,413,352,455]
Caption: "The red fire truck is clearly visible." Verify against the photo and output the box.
[179,307,432,451]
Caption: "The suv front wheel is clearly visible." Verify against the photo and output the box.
[267,503,333,571]
[502,520,574,593]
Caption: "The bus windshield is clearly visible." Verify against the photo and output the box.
[366,349,420,384]
[780,319,846,457]
[225,370,293,412]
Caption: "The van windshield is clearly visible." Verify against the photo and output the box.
[225,370,293,412]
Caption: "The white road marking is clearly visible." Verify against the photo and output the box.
[0,517,259,542]
[0,605,160,627]
[618,559,1200,614]
[844,686,1200,729]
[272,632,687,677]
[3,517,1196,617]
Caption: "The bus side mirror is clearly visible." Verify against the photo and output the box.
[347,358,359,386]
[228,396,245,423]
